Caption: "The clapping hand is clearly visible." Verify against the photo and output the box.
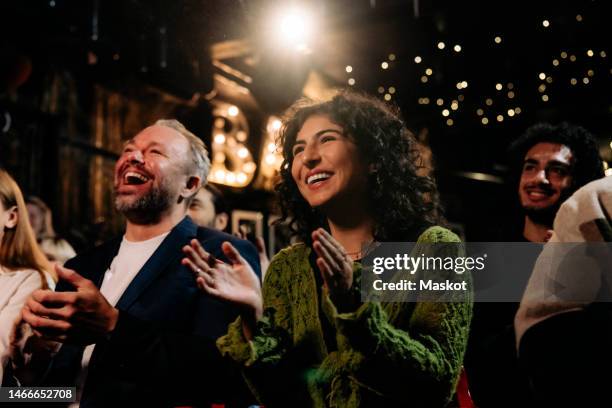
[21,264,119,345]
[182,240,263,338]
[312,228,354,302]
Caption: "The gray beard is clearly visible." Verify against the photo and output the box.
[115,184,174,224]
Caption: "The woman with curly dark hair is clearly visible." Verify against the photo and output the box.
[182,91,472,407]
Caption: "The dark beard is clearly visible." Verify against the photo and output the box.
[523,204,559,228]
[115,184,173,225]
[523,188,574,228]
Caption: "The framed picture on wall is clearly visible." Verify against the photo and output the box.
[231,210,264,242]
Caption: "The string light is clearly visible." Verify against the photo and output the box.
[421,75,428,83]
[539,72,546,80]
[228,106,239,117]
[485,98,493,106]
[437,42,446,49]
[214,134,226,144]
[496,115,504,122]
[546,76,553,83]
[348,78,355,86]
[237,147,249,159]
[482,117,489,125]
[507,83,514,89]
[446,119,454,126]
[561,51,568,59]
[461,80,468,88]
[476,109,484,116]
[587,50,594,57]
[414,56,422,63]
[384,93,392,101]
[436,98,444,106]
[236,173,248,184]
[576,14,583,22]
[494,36,502,44]
[542,20,550,28]
[552,59,559,66]
[601,51,607,58]
[237,130,248,142]
[583,77,590,84]
[454,44,462,52]
[425,68,433,76]
[587,69,595,77]
[515,107,522,114]
[570,78,578,85]
[508,109,515,117]
[569,55,576,62]
[458,94,465,101]
[542,94,549,102]
[538,84,546,92]
[442,109,450,117]
[345,65,353,73]
[495,83,503,91]
[451,101,459,110]
[381,61,389,69]
[389,53,396,61]
[378,86,385,93]
[507,91,515,99]
[389,86,396,94]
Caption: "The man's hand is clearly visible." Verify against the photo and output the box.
[21,264,119,346]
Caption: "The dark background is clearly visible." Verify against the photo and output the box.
[1,0,610,250]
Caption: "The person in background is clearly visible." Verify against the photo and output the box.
[188,184,230,232]
[182,91,472,407]
[508,122,604,243]
[465,122,604,407]
[189,184,271,280]
[26,196,76,264]
[0,169,54,384]
[515,176,612,407]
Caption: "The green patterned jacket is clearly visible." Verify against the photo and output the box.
[217,226,473,407]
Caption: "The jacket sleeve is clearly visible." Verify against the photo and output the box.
[317,226,473,406]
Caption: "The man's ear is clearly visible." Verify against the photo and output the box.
[3,206,18,229]
[182,176,202,198]
[215,212,229,232]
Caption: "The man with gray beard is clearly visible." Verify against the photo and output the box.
[16,120,260,407]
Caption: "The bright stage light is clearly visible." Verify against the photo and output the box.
[277,8,314,50]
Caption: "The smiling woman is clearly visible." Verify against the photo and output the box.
[182,90,473,407]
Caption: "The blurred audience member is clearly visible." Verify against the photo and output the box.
[0,170,54,383]
[509,122,604,243]
[465,122,604,407]
[189,184,271,279]
[515,176,612,406]
[26,196,76,264]
[188,184,229,231]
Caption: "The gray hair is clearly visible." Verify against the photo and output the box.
[155,119,211,183]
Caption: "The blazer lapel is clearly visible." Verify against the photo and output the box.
[115,217,198,311]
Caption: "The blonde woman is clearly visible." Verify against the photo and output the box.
[0,169,55,383]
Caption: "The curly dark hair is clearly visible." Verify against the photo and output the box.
[275,90,443,244]
[509,122,604,192]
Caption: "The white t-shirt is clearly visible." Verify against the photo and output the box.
[73,232,169,406]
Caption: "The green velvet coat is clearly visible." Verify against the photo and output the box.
[217,226,473,407]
